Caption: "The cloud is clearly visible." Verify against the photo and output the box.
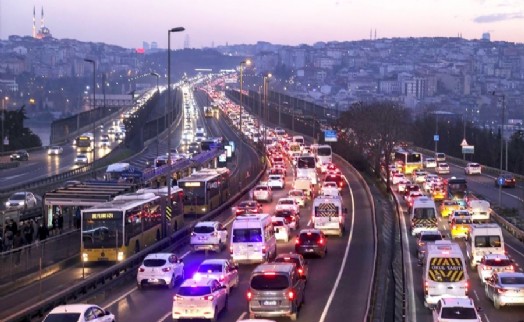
[474,12,524,23]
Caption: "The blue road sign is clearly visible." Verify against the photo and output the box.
[498,177,505,186]
[324,130,337,142]
[434,135,439,142]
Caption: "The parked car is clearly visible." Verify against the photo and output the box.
[5,191,38,210]
[10,150,29,161]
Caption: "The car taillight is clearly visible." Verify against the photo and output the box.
[229,246,233,254]
[298,268,304,275]
[202,295,214,301]
[418,242,424,246]
[295,238,300,245]
[262,245,267,254]
[162,267,171,272]
[318,238,325,245]
[219,275,225,282]
[247,291,253,301]
[191,232,195,237]
[138,267,145,272]
[497,288,507,294]
[173,295,183,301]
[288,290,295,300]
[508,265,515,271]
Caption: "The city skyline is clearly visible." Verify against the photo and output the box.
[1,0,524,49]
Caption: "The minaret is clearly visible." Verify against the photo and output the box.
[374,29,377,40]
[32,6,36,38]
[41,6,45,29]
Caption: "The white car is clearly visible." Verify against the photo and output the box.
[43,304,115,322]
[320,182,340,197]
[412,170,428,184]
[195,259,239,293]
[275,198,300,214]
[272,216,291,242]
[190,221,228,252]
[137,253,184,289]
[431,297,481,322]
[391,172,405,185]
[172,278,228,321]
[98,138,110,148]
[74,154,89,165]
[435,162,450,174]
[397,179,411,193]
[5,191,38,210]
[47,146,63,155]
[477,254,514,284]
[485,272,524,309]
[288,189,306,207]
[424,158,437,168]
[253,184,273,203]
[267,174,285,189]
[448,209,471,225]
[465,162,481,175]
[423,174,441,191]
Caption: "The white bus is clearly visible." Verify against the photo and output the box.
[312,144,332,173]
[296,154,318,185]
[230,214,276,264]
[311,195,345,236]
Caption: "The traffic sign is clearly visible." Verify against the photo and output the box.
[462,145,474,154]
[498,177,505,186]
[460,139,469,147]
[324,130,338,142]
[434,135,439,142]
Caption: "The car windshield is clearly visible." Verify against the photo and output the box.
[420,234,442,242]
[43,313,82,322]
[440,307,477,319]
[178,286,211,296]
[474,236,501,248]
[198,264,223,273]
[10,194,25,200]
[500,276,524,284]
[250,274,289,290]
[143,259,166,267]
[279,200,293,205]
[232,228,262,243]
[485,259,512,266]
[193,226,215,234]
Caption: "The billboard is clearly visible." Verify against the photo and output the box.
[324,130,337,143]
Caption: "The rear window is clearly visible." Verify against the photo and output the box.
[256,186,268,191]
[500,276,524,284]
[143,259,166,267]
[250,274,290,290]
[453,218,472,225]
[440,307,477,319]
[194,226,215,234]
[232,228,262,243]
[197,264,223,273]
[484,259,512,267]
[469,164,480,168]
[279,200,294,205]
[413,207,436,219]
[289,191,303,196]
[420,234,442,242]
[269,175,281,180]
[44,313,82,322]
[299,233,320,243]
[474,236,501,248]
[178,286,211,296]
[272,221,284,227]
[275,257,300,266]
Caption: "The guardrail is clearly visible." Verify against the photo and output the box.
[390,189,408,321]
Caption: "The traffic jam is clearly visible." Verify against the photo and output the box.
[387,148,524,321]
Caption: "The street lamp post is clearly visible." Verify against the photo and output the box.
[239,59,251,133]
[1,96,8,153]
[84,59,96,170]
[166,26,185,239]
[493,92,506,206]
[263,73,272,145]
[151,72,160,156]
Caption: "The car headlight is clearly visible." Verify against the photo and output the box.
[82,253,88,262]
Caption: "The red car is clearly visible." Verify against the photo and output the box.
[232,200,262,216]
[324,172,346,189]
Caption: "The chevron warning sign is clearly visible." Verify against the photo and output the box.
[166,205,172,221]
[428,257,464,282]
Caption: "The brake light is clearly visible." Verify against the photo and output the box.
[288,290,295,300]
[497,288,507,294]
[229,246,233,254]
[295,238,300,245]
[202,295,214,301]
[191,232,196,237]
[262,245,267,254]
[318,238,325,245]
[298,268,304,275]
[247,291,253,301]
[138,267,145,272]
[219,275,225,282]
[162,267,171,272]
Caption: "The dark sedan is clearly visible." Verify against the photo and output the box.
[10,150,29,161]
[295,229,327,258]
[495,173,517,188]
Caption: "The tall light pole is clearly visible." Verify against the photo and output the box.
[239,59,251,133]
[84,59,96,169]
[151,72,160,156]
[166,26,185,239]
[1,96,8,153]
[493,92,506,206]
[263,73,272,145]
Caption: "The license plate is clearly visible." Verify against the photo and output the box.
[306,249,314,252]
[263,300,277,306]
[149,278,158,282]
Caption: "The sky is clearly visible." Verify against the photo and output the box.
[1,0,523,49]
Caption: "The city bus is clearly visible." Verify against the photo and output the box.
[445,177,468,206]
[204,106,214,118]
[211,103,220,118]
[393,148,423,174]
[311,144,332,173]
[76,135,93,153]
[178,167,230,215]
[81,189,183,263]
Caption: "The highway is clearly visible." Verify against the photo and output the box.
[395,163,524,322]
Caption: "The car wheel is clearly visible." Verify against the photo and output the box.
[137,282,143,290]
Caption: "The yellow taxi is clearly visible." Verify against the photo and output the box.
[432,186,446,201]
[439,200,461,218]
[450,215,472,239]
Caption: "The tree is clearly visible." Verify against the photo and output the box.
[338,101,410,189]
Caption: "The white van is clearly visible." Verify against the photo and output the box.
[467,200,491,223]
[410,196,438,236]
[230,214,276,264]
[311,195,345,236]
[423,240,469,307]
[435,153,446,162]
[466,223,504,268]
[292,135,305,146]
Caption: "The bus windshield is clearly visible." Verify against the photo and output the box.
[297,157,316,168]
[413,207,436,219]
[317,147,332,156]
[181,185,206,205]
[82,212,123,248]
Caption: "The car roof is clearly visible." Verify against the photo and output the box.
[195,221,218,227]
[200,258,229,265]
[48,304,99,314]
[496,272,524,279]
[439,296,474,308]
[252,262,295,274]
[144,253,175,260]
[482,254,510,260]
[180,277,217,287]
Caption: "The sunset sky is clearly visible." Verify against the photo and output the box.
[1,0,523,49]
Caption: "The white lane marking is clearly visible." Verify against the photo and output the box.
[318,176,356,322]
[236,312,247,321]
[103,250,192,310]
[157,311,171,322]
[399,199,417,322]
[473,289,480,301]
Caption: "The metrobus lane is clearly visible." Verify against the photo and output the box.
[398,192,524,322]
[99,159,356,322]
